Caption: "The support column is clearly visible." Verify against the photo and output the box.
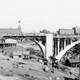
[53,38,55,57]
[60,38,62,51]
[54,38,57,57]
[70,39,72,44]
[64,38,66,49]
[57,38,60,55]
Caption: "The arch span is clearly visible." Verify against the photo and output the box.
[17,38,45,58]
[55,40,80,61]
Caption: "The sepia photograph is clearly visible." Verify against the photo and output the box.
[0,0,80,80]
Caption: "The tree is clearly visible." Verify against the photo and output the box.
[40,29,51,34]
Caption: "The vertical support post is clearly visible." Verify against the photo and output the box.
[54,38,56,57]
[57,38,60,55]
[64,38,66,49]
[53,38,55,57]
[44,36,46,58]
[71,39,72,44]
[55,38,57,56]
[60,38,63,51]
[66,38,68,46]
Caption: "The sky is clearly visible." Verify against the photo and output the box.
[0,0,80,33]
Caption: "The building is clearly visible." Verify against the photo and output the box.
[57,29,74,35]
[0,24,23,52]
[0,26,22,38]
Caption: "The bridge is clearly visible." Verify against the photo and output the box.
[0,34,80,59]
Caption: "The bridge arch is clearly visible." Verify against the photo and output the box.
[19,38,45,58]
[55,40,80,62]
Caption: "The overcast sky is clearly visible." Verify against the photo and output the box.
[0,0,80,33]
